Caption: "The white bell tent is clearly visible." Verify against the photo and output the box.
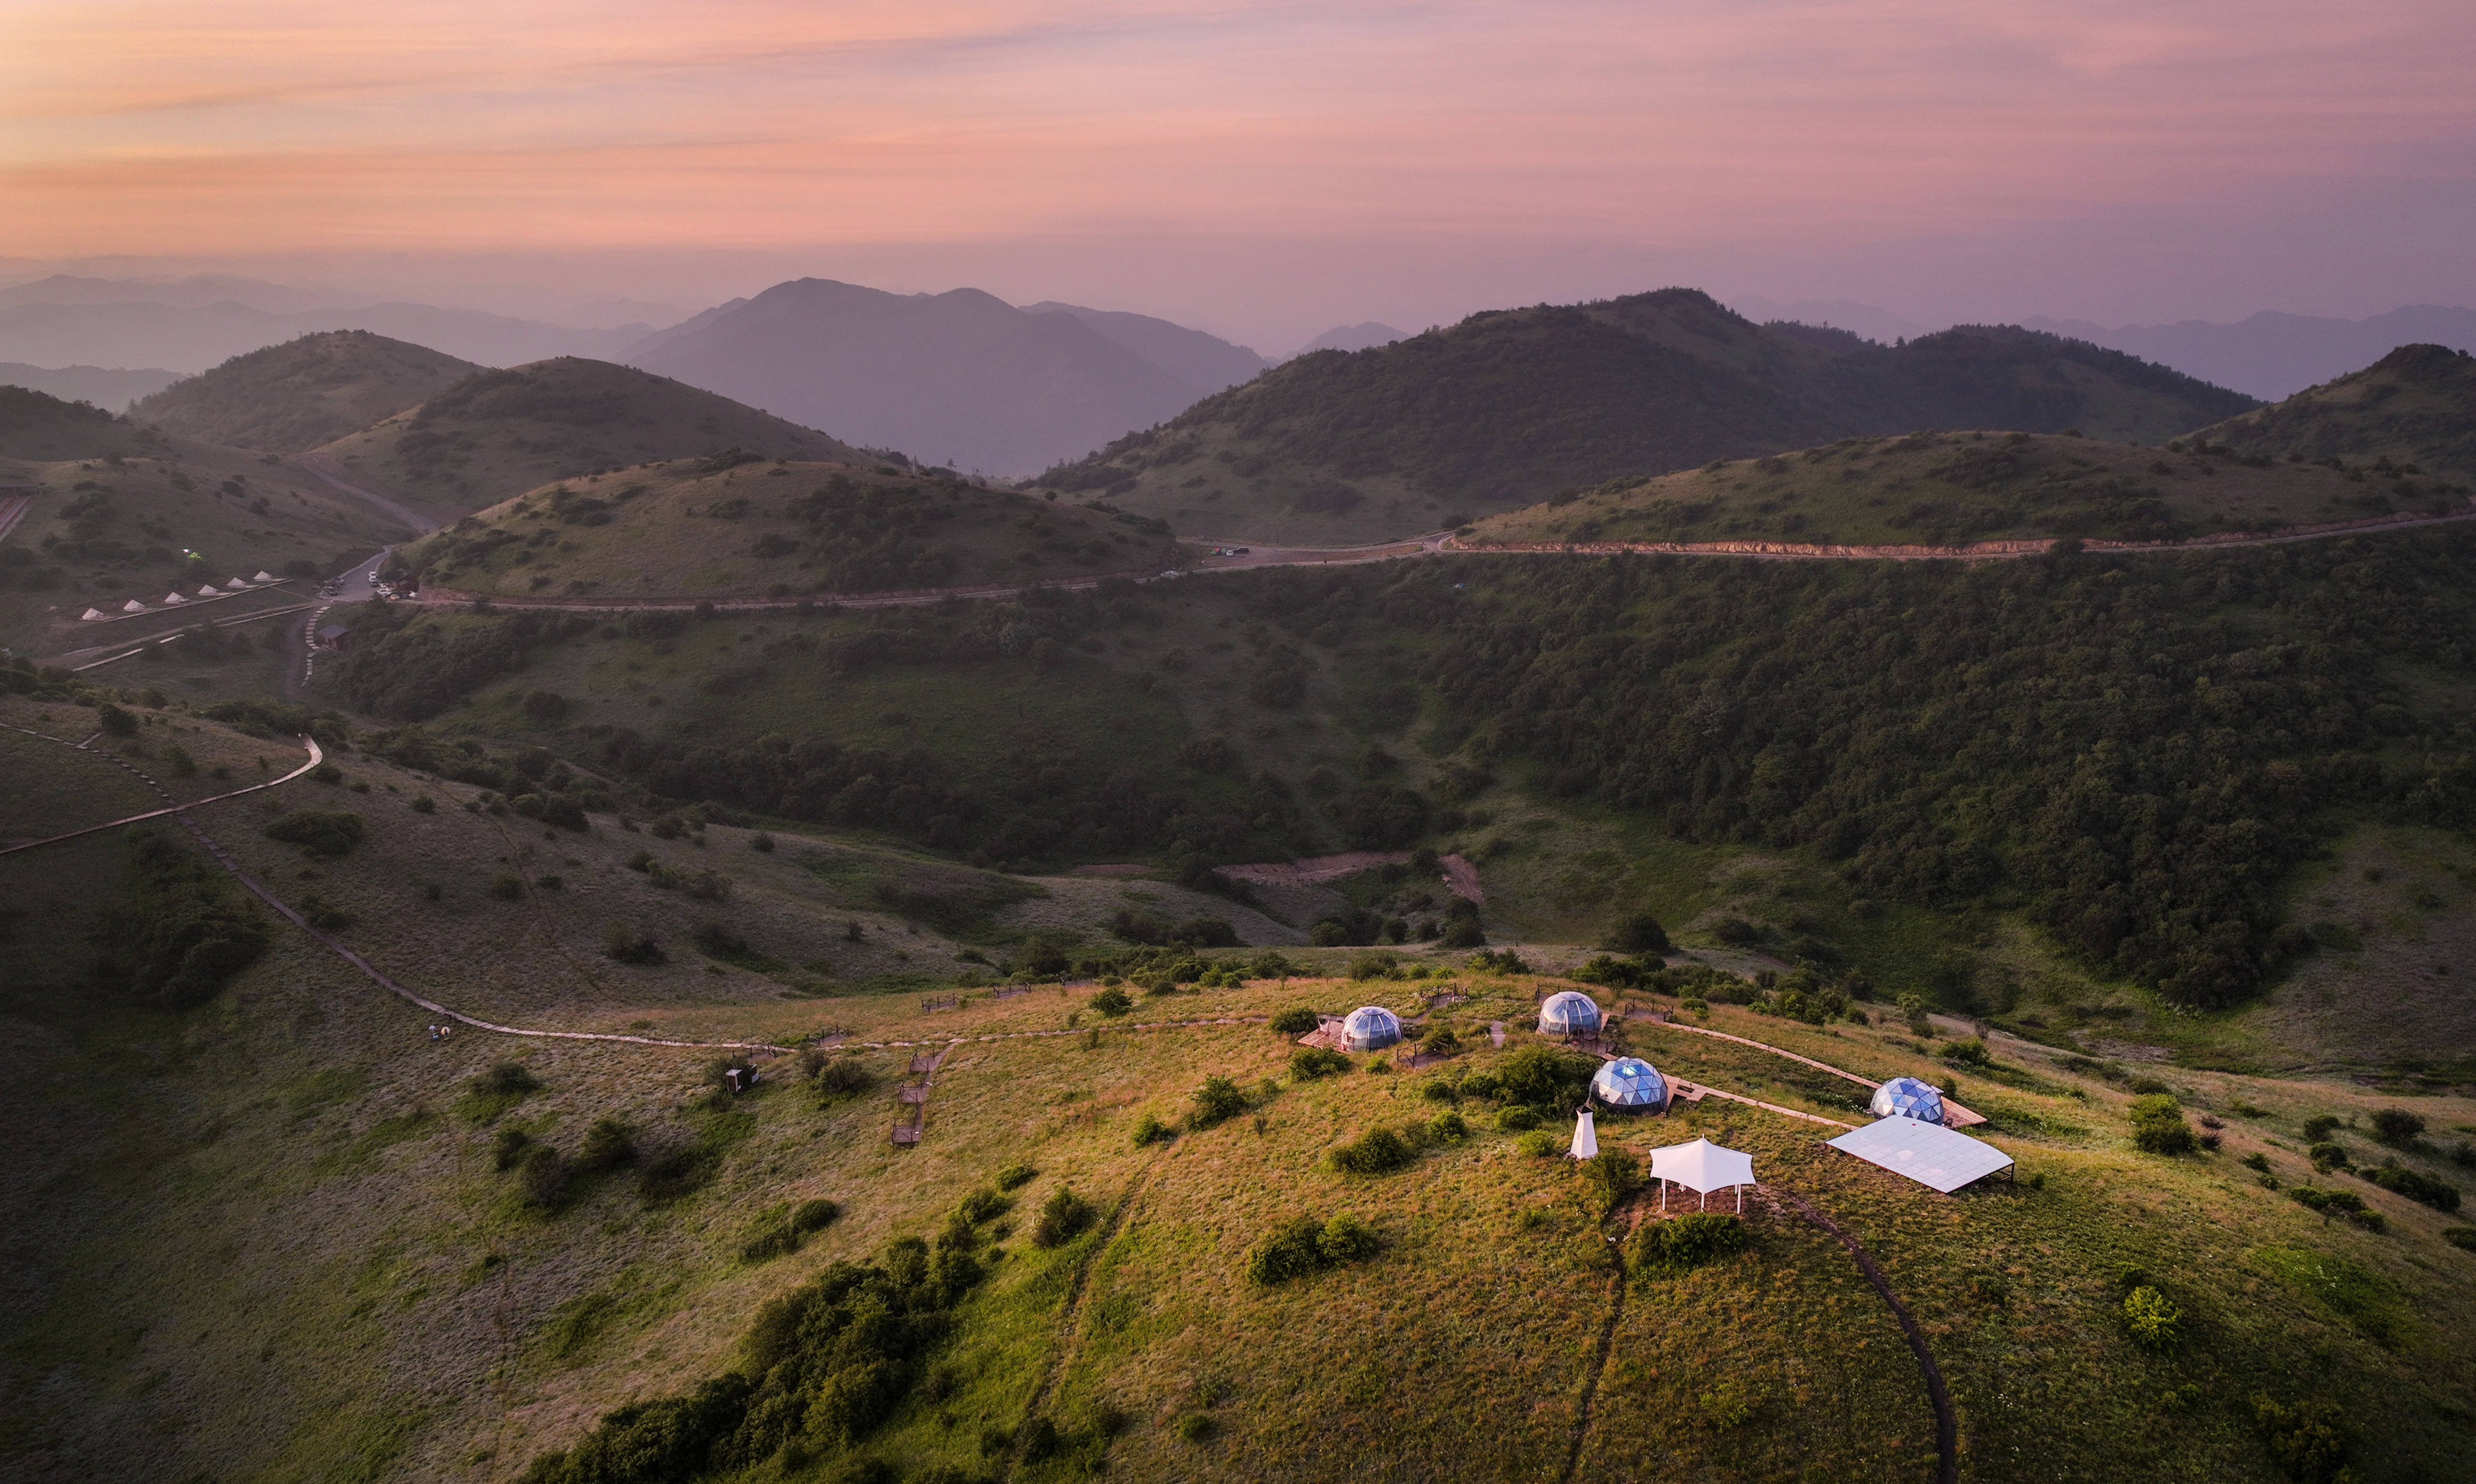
[1568,1107,1599,1161]
[1648,1137,1756,1213]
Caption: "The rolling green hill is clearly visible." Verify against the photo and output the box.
[0,382,163,462]
[1035,289,2258,543]
[1463,428,2467,550]
[2198,342,2476,485]
[399,457,1176,601]
[310,358,874,516]
[131,330,484,452]
[1,681,2471,1483]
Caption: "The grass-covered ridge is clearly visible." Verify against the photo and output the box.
[1035,290,2256,543]
[309,357,872,515]
[401,457,1175,600]
[2200,342,2476,486]
[131,330,483,453]
[1463,428,2471,550]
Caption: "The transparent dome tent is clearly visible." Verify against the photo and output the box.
[1537,990,1603,1039]
[1340,1006,1403,1051]
[1870,1076,1948,1125]
[1592,1057,1668,1111]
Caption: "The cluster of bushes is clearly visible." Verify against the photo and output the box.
[800,1048,876,1105]
[2288,1186,2386,1232]
[1330,1111,1467,1175]
[2360,1163,2461,1212]
[2129,1095,2199,1155]
[87,831,270,1012]
[261,809,365,857]
[1244,1212,1382,1285]
[1030,1186,1097,1247]
[1627,1213,1749,1277]
[491,1116,636,1213]
[518,1205,1004,1483]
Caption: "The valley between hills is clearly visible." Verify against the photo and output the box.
[3,297,2475,1484]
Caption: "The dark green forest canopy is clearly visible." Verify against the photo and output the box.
[1237,534,2476,1008]
[337,531,2476,1009]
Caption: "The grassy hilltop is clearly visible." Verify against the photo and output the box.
[401,458,1176,601]
[131,330,484,453]
[1034,291,2257,544]
[1464,428,2474,550]
[1,682,2472,1483]
[312,358,874,517]
[2200,343,2476,486]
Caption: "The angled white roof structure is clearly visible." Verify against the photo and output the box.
[121,599,148,612]
[225,577,248,589]
[162,591,186,604]
[1569,1108,1598,1160]
[1828,1115,2013,1193]
[1649,1137,1755,1212]
[80,607,107,620]
[254,570,276,581]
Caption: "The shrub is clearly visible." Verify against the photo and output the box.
[791,1198,841,1234]
[2363,1163,2461,1211]
[1289,1046,1350,1079]
[1249,950,1295,979]
[637,1144,719,1202]
[2122,1286,2181,1350]
[2441,1227,2476,1251]
[490,872,525,900]
[96,702,138,737]
[1629,1213,1748,1276]
[1581,1150,1641,1213]
[1131,1114,1173,1147]
[810,1056,873,1102]
[2308,1141,2351,1171]
[1317,1212,1381,1263]
[739,1212,803,1263]
[2302,1114,2342,1141]
[1176,1413,1218,1444]
[1941,1036,1990,1067]
[604,926,665,964]
[1331,1126,1413,1175]
[748,830,775,853]
[2128,1095,2197,1155]
[1268,1006,1320,1035]
[994,1161,1038,1191]
[2369,1107,2426,1146]
[1031,1187,1096,1247]
[262,809,366,857]
[1089,986,1134,1017]
[1191,1075,1247,1128]
[577,1118,636,1171]
[411,794,436,813]
[1420,1026,1462,1057]
[957,1188,1009,1225]
[2253,1395,2351,1483]
[1516,1130,1555,1158]
[491,1127,534,1171]
[517,1144,570,1210]
[1497,1045,1592,1109]
[1430,1110,1469,1142]
[1603,910,1671,953]
[1497,1105,1543,1132]
[475,1062,540,1098]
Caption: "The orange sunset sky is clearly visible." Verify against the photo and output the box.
[5,1,2472,345]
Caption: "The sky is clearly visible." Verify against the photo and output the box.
[5,0,2473,350]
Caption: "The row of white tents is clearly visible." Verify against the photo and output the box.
[80,573,282,621]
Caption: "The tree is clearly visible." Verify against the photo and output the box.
[1191,1075,1247,1128]
[1603,911,1671,953]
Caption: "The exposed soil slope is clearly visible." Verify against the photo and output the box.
[132,330,483,452]
[402,458,1175,600]
[1036,288,2258,543]
[310,358,870,516]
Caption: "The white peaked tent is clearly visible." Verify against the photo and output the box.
[1649,1137,1756,1212]
[254,570,276,581]
[121,599,148,613]
[197,584,219,597]
[162,592,186,604]
[80,607,107,621]
[225,577,248,589]
[1569,1107,1599,1161]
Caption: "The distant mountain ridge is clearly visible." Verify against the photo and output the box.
[2025,305,2476,402]
[0,362,180,411]
[0,298,650,375]
[131,331,485,453]
[623,278,1249,475]
[1038,287,2258,543]
[1295,322,1406,356]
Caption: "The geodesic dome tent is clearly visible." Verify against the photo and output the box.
[1340,1005,1402,1051]
[1592,1057,1669,1111]
[1871,1076,1947,1126]
[1537,990,1602,1039]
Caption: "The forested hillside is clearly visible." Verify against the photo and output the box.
[1037,289,2258,542]
[333,527,2476,1013]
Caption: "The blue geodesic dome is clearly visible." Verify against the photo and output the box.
[1871,1076,1947,1125]
[1592,1057,1668,1110]
[1340,1005,1402,1051]
[1538,990,1603,1038]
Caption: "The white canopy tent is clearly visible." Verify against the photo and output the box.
[1569,1107,1599,1161]
[1648,1137,1756,1212]
[1827,1116,2014,1193]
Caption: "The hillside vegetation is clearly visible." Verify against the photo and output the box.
[1,685,2471,1482]
[1465,428,2473,549]
[401,458,1175,601]
[0,384,162,462]
[132,330,483,452]
[0,413,411,654]
[2200,343,2476,485]
[311,358,871,516]
[1037,289,2258,543]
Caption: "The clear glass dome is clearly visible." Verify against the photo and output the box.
[1538,990,1603,1038]
[1340,1005,1402,1051]
[1592,1056,1667,1110]
[1870,1076,1947,1124]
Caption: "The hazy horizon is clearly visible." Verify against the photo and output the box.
[7,2,2471,356]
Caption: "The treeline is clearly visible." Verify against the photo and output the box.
[1233,531,2476,1008]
